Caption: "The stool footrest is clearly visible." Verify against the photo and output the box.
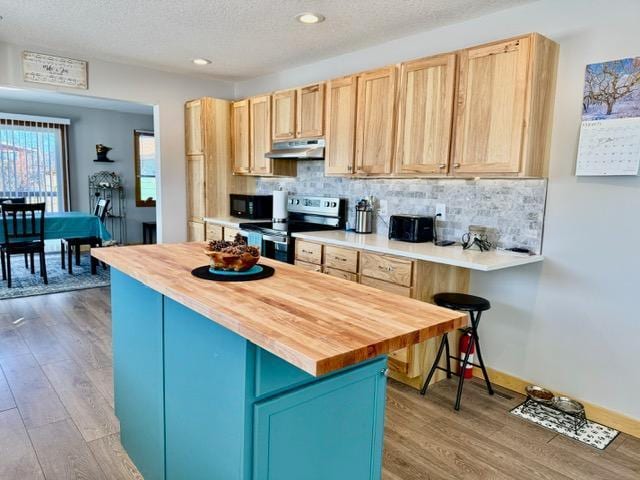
[447,355,485,370]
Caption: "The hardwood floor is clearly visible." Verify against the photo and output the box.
[0,287,637,479]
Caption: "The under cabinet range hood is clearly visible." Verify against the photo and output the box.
[265,138,325,160]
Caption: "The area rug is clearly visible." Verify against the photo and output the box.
[510,400,619,450]
[0,252,110,299]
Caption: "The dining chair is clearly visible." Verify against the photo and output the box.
[0,197,26,205]
[61,199,110,275]
[0,197,31,269]
[1,202,47,288]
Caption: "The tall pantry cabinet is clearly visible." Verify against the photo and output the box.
[185,97,252,241]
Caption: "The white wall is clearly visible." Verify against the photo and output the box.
[237,0,640,420]
[0,42,235,243]
[0,98,154,243]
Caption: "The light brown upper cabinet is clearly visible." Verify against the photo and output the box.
[272,89,296,141]
[232,100,250,174]
[249,95,297,177]
[249,95,272,175]
[296,84,324,138]
[272,83,324,141]
[325,76,357,175]
[228,33,557,179]
[354,66,397,175]
[452,34,558,176]
[394,54,456,176]
[185,100,203,155]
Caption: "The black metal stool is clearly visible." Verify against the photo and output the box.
[420,292,494,410]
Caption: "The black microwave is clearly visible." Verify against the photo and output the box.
[229,194,273,219]
[388,215,434,243]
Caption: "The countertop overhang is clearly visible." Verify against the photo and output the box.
[93,242,467,376]
[292,230,544,271]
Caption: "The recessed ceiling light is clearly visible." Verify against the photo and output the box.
[192,58,211,66]
[295,12,325,24]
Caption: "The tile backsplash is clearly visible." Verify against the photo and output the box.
[256,161,547,253]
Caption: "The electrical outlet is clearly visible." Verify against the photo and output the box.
[435,203,446,221]
[378,199,388,217]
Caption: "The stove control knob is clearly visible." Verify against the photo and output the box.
[324,201,330,207]
[331,202,337,208]
[295,199,300,205]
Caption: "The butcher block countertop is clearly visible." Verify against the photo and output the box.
[93,242,467,376]
[292,230,544,271]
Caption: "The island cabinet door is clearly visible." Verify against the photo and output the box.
[111,269,165,480]
[253,357,387,480]
[163,298,253,480]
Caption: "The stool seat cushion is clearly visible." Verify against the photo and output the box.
[434,292,490,312]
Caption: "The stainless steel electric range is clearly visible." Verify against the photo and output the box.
[239,195,346,264]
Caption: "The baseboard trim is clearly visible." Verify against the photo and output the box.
[475,367,640,438]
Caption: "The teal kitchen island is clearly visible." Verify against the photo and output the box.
[93,243,466,480]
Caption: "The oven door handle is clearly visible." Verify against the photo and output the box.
[262,234,289,245]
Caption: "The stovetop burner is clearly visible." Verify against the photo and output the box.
[240,220,340,236]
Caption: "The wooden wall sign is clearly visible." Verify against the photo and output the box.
[22,51,88,89]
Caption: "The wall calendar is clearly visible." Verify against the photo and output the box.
[576,57,640,176]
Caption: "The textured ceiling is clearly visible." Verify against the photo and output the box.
[0,0,534,80]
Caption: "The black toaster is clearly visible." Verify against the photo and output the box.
[388,215,434,243]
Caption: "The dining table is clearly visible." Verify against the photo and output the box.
[0,211,112,243]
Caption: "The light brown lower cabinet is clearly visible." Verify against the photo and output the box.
[323,267,358,282]
[223,227,240,242]
[187,221,205,242]
[294,240,470,390]
[205,223,224,242]
[359,275,412,298]
[294,260,322,272]
[295,240,323,265]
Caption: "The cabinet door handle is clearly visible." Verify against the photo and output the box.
[301,249,314,255]
[378,265,394,272]
[438,164,446,169]
[453,163,461,168]
[347,165,353,172]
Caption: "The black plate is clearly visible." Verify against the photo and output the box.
[191,264,275,282]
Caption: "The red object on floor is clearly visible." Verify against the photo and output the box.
[458,330,475,379]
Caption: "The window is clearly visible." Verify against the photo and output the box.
[0,115,70,212]
[134,130,156,207]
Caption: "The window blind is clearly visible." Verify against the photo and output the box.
[0,116,71,211]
